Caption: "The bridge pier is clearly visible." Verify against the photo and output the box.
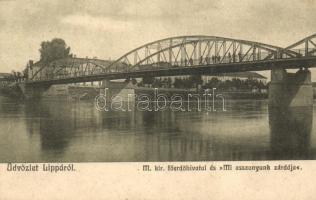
[100,80,111,102]
[100,79,136,103]
[18,83,50,99]
[269,68,313,107]
[268,68,313,159]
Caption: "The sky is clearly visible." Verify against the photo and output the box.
[0,0,316,79]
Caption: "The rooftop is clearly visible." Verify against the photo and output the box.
[219,72,267,79]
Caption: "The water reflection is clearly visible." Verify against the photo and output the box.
[269,106,312,160]
[22,100,269,161]
[24,100,75,157]
[0,97,315,162]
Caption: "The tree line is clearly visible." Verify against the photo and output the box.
[137,75,267,91]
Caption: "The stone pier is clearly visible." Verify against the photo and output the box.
[18,83,51,99]
[100,80,135,102]
[269,68,313,108]
[268,68,313,159]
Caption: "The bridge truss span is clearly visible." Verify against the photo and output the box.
[285,33,316,57]
[23,34,316,85]
[30,57,109,81]
[106,35,300,73]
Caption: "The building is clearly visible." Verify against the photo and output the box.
[155,72,267,86]
[202,72,267,84]
[0,73,12,86]
[0,73,11,79]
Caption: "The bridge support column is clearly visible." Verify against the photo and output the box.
[100,79,136,103]
[268,68,313,159]
[269,68,313,107]
[100,80,111,102]
[18,83,50,99]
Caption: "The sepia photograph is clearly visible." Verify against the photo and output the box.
[1,0,316,199]
[0,0,316,163]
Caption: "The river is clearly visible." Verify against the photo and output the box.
[0,96,315,162]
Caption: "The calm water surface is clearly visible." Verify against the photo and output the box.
[0,96,315,162]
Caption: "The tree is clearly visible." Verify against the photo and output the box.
[173,78,182,88]
[143,76,155,85]
[204,77,220,89]
[11,70,17,81]
[131,78,137,85]
[22,67,28,80]
[189,75,203,89]
[39,38,72,64]
[166,77,172,87]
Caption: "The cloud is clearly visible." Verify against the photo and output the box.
[0,0,316,75]
[119,0,219,19]
[61,14,136,32]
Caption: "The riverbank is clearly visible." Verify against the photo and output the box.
[0,84,269,100]
[134,87,268,100]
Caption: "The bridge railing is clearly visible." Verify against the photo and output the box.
[291,48,316,56]
[133,49,316,70]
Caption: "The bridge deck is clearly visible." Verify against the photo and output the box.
[24,56,316,86]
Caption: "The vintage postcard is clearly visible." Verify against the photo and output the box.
[1,0,316,199]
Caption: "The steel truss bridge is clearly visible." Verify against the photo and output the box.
[24,34,316,86]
